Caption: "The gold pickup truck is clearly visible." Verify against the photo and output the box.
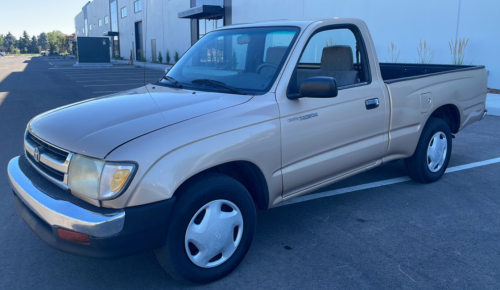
[8,18,487,283]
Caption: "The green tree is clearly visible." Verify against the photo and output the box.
[0,34,5,50]
[38,32,48,50]
[3,32,16,52]
[166,49,171,64]
[47,31,68,53]
[30,36,38,53]
[19,31,31,53]
[10,45,20,54]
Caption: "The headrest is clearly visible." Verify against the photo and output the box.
[321,45,354,71]
[265,46,288,64]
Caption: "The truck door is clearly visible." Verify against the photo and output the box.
[278,26,389,196]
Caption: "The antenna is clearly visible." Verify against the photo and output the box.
[143,0,148,86]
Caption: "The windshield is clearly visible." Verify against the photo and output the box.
[162,27,300,94]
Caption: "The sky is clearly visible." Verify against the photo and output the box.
[0,0,91,38]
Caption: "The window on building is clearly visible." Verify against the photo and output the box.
[110,0,118,32]
[121,7,127,18]
[98,19,102,27]
[89,24,92,31]
[198,18,223,39]
[134,0,142,13]
[104,15,109,24]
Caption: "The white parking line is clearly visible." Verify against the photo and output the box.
[77,78,158,82]
[83,83,145,87]
[278,157,500,207]
[65,72,160,76]
[93,91,122,94]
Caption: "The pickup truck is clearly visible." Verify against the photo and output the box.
[8,18,487,283]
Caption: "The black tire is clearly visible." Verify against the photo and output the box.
[404,117,452,183]
[155,172,256,284]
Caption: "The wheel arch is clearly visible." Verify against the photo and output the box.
[428,104,461,134]
[173,161,270,210]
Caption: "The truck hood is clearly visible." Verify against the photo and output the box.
[28,84,252,158]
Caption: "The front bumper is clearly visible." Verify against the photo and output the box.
[8,155,176,259]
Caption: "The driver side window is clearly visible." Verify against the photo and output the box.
[289,27,365,94]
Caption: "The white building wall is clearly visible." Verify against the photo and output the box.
[85,0,112,38]
[117,0,145,60]
[75,12,85,38]
[232,0,500,88]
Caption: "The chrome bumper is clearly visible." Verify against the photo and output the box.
[7,156,125,238]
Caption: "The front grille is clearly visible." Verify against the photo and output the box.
[26,131,68,159]
[26,153,65,182]
[24,131,72,189]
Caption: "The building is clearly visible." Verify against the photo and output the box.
[75,0,499,87]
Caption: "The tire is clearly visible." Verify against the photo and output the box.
[155,172,256,283]
[404,117,452,183]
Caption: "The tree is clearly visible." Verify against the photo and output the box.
[0,34,5,50]
[38,32,48,50]
[19,31,31,53]
[47,31,69,54]
[30,36,38,53]
[3,32,16,52]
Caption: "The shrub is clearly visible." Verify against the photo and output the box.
[140,56,146,62]
[166,50,171,64]
[449,38,470,65]
[174,51,180,62]
[158,51,163,63]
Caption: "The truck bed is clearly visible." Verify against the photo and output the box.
[380,63,485,84]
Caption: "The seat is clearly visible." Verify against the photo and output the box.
[297,45,359,89]
[258,46,288,78]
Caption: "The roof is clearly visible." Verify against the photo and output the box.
[218,18,365,30]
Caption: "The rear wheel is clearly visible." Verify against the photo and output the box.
[404,118,452,183]
[155,172,256,283]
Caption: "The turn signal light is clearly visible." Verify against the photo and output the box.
[58,228,90,244]
[110,169,131,192]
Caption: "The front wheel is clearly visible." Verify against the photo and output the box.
[404,118,453,183]
[155,172,256,283]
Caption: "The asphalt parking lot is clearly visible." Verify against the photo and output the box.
[1,56,500,289]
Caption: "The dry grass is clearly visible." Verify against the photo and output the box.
[449,38,470,65]
[416,39,435,64]
[386,42,402,63]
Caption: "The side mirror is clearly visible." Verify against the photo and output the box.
[165,67,171,74]
[289,76,338,99]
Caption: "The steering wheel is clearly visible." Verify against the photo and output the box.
[256,63,279,77]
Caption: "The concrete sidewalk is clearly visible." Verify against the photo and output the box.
[111,59,172,72]
[487,93,500,116]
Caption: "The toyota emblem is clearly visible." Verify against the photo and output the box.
[33,148,40,162]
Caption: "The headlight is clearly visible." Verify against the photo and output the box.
[68,154,136,200]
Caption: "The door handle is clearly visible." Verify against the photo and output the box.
[365,98,379,110]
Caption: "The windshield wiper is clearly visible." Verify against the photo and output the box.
[160,75,183,88]
[191,79,247,95]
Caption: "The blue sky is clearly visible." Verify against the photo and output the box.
[0,0,90,37]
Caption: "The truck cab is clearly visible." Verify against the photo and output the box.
[8,18,487,283]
